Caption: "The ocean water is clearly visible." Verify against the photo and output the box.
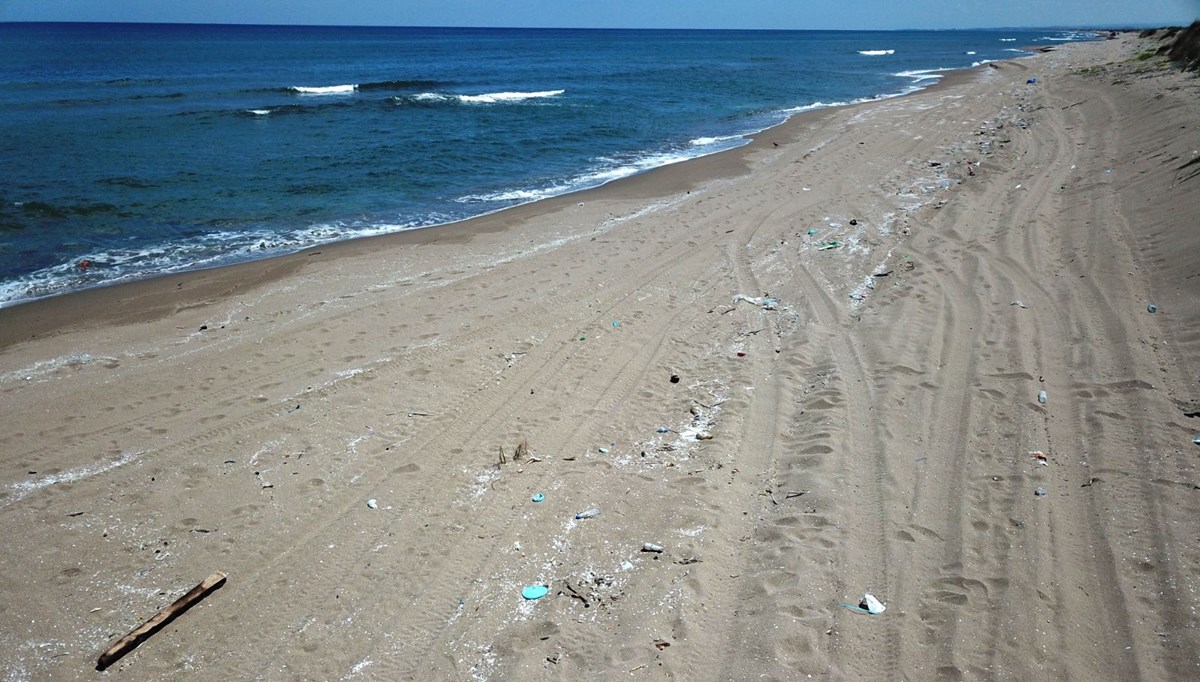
[0,23,1094,306]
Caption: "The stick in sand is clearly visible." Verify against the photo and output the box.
[96,571,227,671]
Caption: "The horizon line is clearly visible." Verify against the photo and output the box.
[0,20,1178,32]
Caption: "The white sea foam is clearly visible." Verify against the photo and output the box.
[893,68,948,82]
[1000,38,1017,42]
[248,109,272,115]
[689,134,744,147]
[289,84,358,95]
[858,49,895,56]
[456,89,564,104]
[965,51,976,55]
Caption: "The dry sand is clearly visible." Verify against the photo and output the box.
[1,34,1198,680]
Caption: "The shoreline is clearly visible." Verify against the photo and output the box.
[3,31,1197,680]
[0,59,984,348]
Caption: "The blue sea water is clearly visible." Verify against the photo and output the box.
[0,23,1094,306]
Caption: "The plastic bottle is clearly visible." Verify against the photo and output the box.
[1038,390,1048,404]
[575,508,600,519]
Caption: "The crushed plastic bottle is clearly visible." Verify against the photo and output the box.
[575,507,600,520]
[1038,390,1048,404]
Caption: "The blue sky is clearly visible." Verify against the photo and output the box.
[0,0,1195,29]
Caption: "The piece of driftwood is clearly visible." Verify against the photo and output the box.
[96,571,227,671]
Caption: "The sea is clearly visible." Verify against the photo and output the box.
[0,23,1096,307]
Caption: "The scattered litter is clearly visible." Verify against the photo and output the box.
[620,560,635,571]
[1147,304,1158,313]
[522,585,549,600]
[732,294,778,310]
[366,499,378,509]
[1010,301,1027,309]
[654,639,671,650]
[1034,486,1047,496]
[561,580,590,607]
[1193,434,1200,446]
[696,432,713,440]
[669,374,680,384]
[656,427,670,433]
[531,492,545,503]
[575,507,600,520]
[806,228,818,235]
[642,543,664,553]
[1031,451,1048,465]
[1038,390,1048,405]
[818,241,842,250]
[841,593,886,615]
[287,404,301,413]
[1027,77,1037,84]
[598,447,609,454]
[613,321,620,327]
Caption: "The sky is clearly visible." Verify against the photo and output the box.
[0,0,1195,30]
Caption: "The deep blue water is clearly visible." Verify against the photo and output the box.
[0,23,1093,306]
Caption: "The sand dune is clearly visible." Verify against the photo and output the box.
[1,34,1197,680]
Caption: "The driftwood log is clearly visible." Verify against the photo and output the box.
[96,571,226,670]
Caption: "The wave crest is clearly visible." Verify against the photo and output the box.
[858,49,895,56]
[288,84,357,95]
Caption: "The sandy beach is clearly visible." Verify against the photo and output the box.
[2,32,1198,680]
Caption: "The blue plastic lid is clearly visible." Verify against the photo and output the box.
[531,492,545,503]
[522,585,549,600]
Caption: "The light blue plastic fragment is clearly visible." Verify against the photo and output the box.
[522,585,549,600]
[531,492,545,503]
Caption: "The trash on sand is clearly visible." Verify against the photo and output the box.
[1147,304,1158,313]
[1010,301,1027,309]
[840,593,886,615]
[732,294,778,310]
[598,447,609,454]
[576,508,600,519]
[1035,486,1047,496]
[366,499,378,509]
[818,241,842,250]
[613,321,620,327]
[1027,77,1037,84]
[1192,434,1200,446]
[1038,390,1048,404]
[1031,451,1048,465]
[531,492,545,503]
[522,585,549,600]
[860,594,886,614]
[656,427,670,433]
[807,228,818,235]
[642,543,665,553]
[670,374,680,384]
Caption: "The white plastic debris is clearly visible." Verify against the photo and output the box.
[860,593,886,614]
[366,499,378,509]
[732,294,778,310]
[642,542,664,553]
